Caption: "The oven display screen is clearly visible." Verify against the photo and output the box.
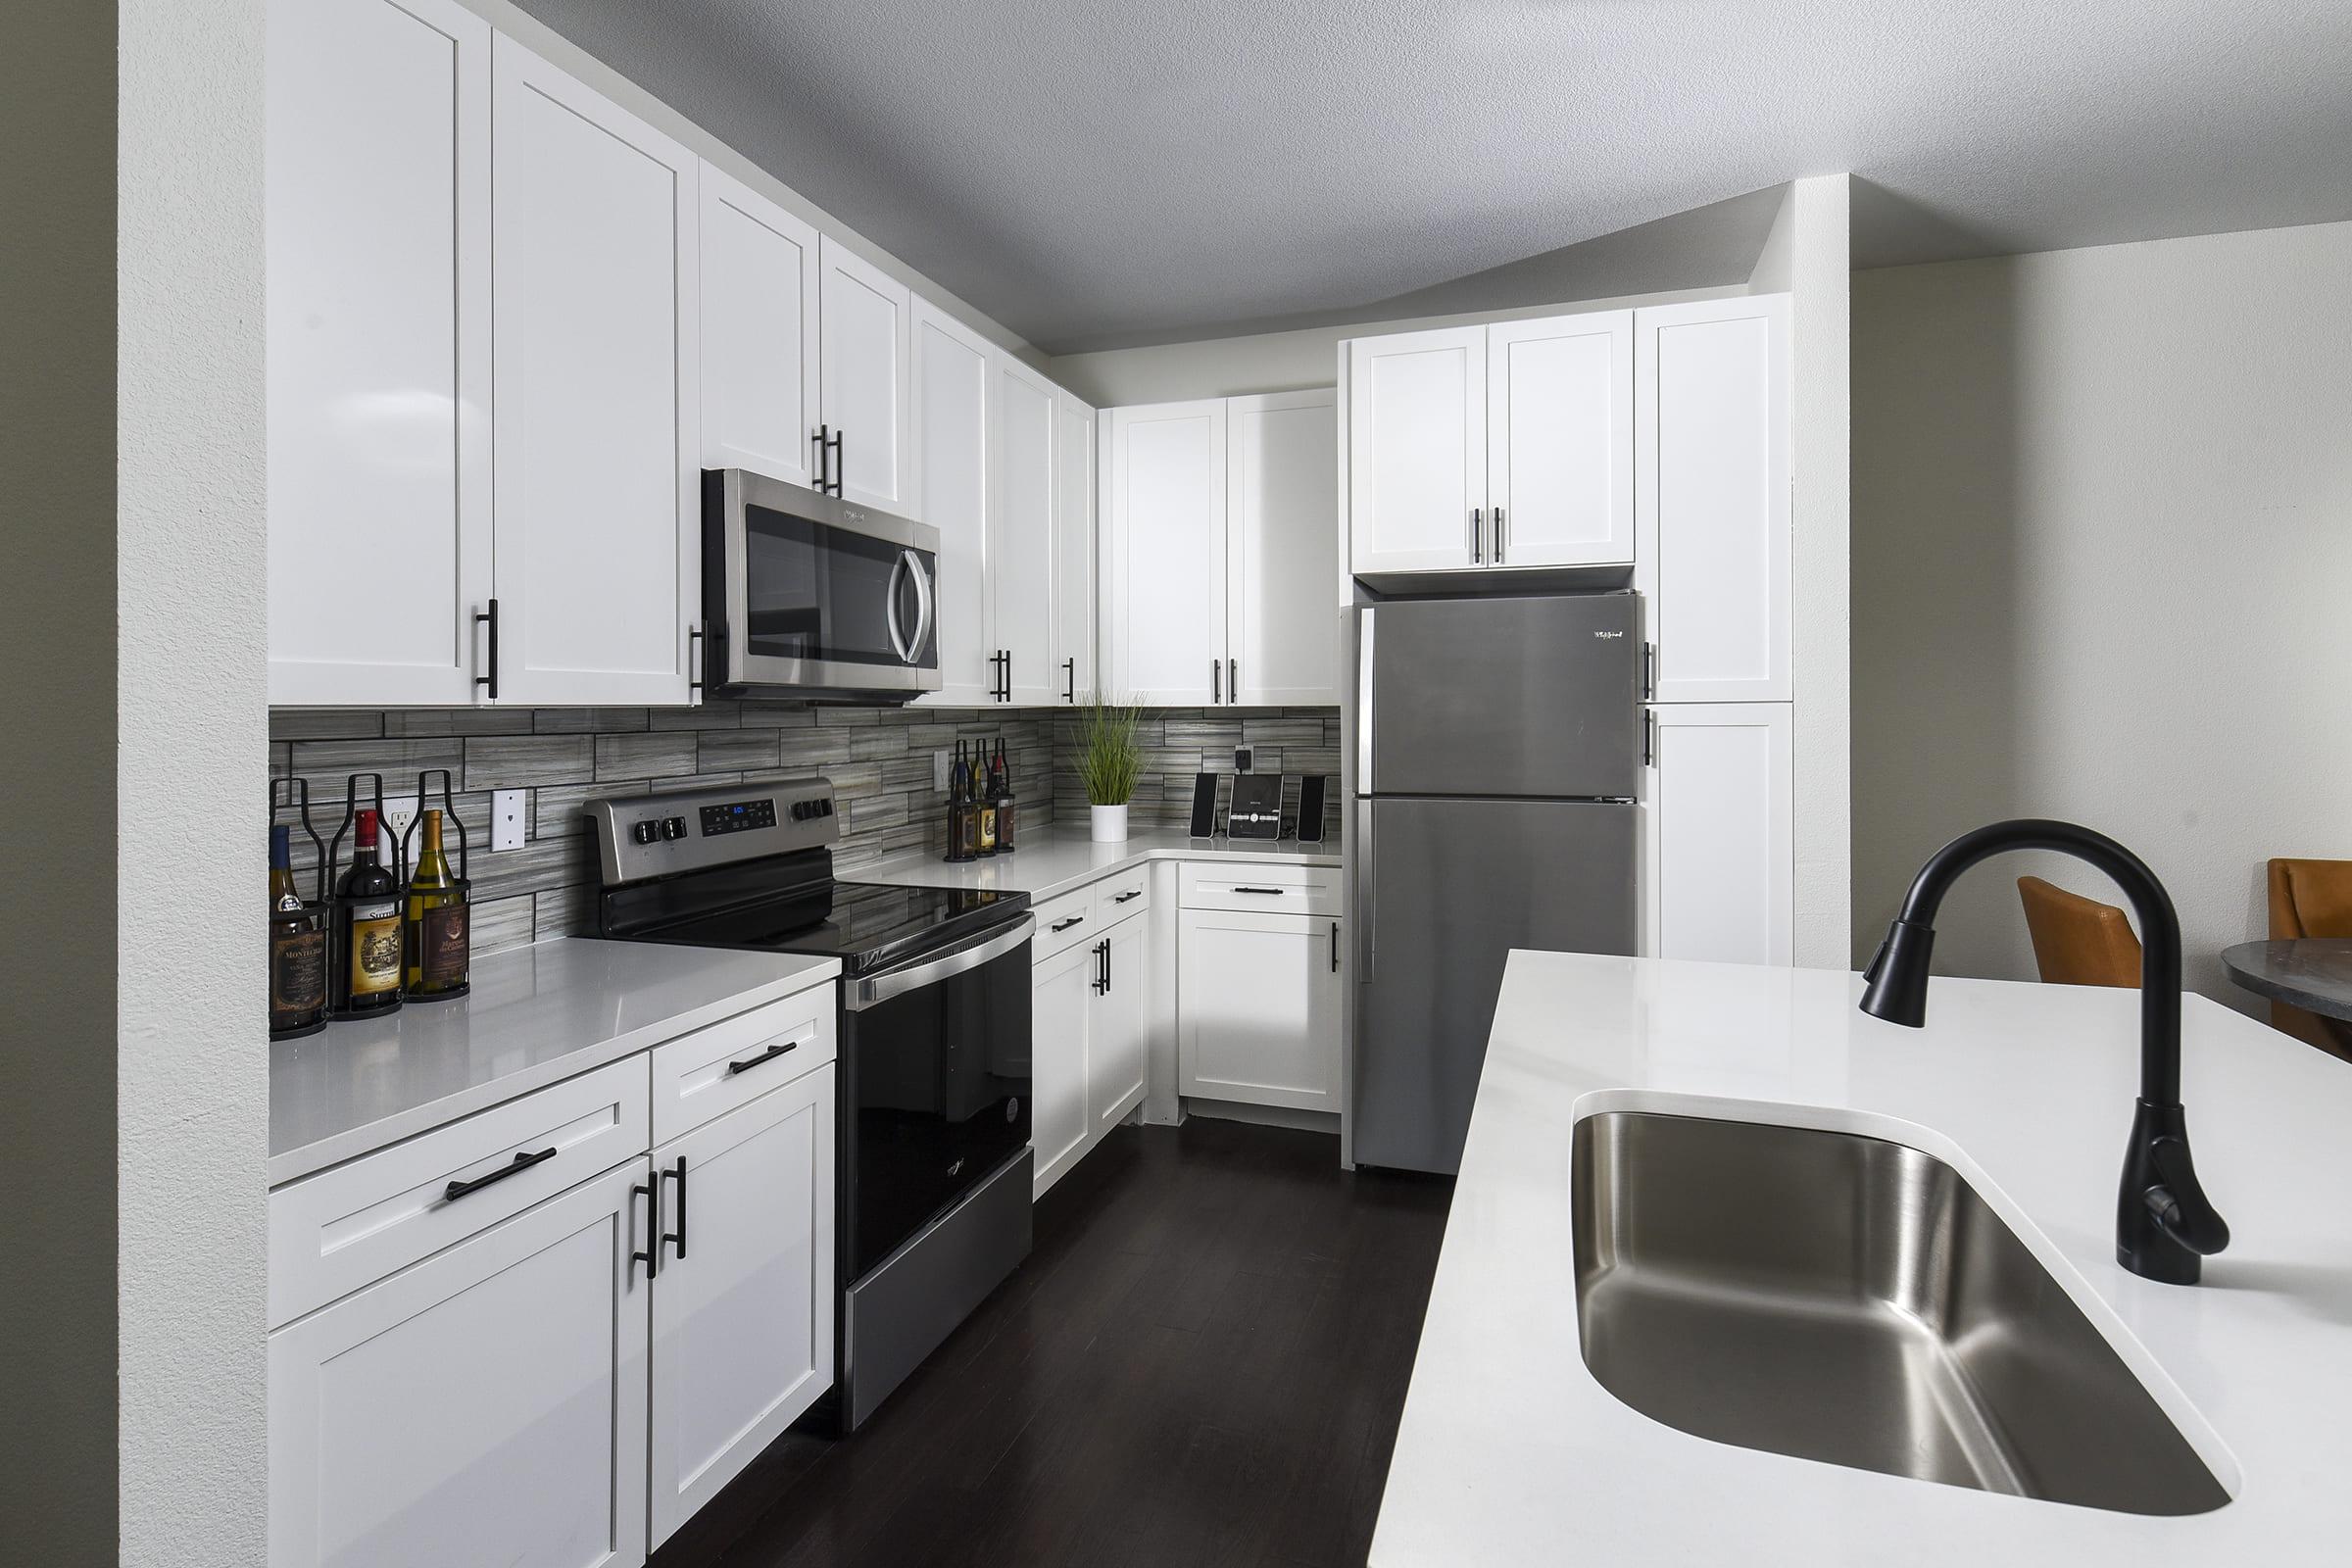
[699,798,777,836]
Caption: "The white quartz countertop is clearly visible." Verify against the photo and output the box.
[1373,952,2352,1567]
[862,822,1340,904]
[269,938,839,1185]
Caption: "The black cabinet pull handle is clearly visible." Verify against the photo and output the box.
[1232,886,1287,896]
[631,1177,660,1282]
[662,1156,687,1261]
[1106,935,1113,993]
[1051,913,1087,933]
[1228,658,1237,702]
[726,1039,799,1076]
[1112,889,1142,904]
[688,622,706,695]
[473,599,500,700]
[1092,937,1109,995]
[830,429,845,495]
[1471,507,1484,564]
[444,1145,554,1201]
[1212,658,1221,704]
[1493,507,1505,564]
[1003,649,1011,702]
[1331,920,1341,972]
[1642,641,1656,701]
[1063,657,1076,703]
[812,424,830,491]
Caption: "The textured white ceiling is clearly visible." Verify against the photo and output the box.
[511,0,2352,353]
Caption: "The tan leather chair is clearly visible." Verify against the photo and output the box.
[2266,858,2352,1058]
[2017,875,2141,988]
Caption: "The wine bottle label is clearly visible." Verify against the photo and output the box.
[979,806,997,848]
[270,927,327,1020]
[418,905,469,985]
[349,904,402,996]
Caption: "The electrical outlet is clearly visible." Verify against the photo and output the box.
[379,794,420,870]
[1234,746,1252,773]
[491,789,526,852]
[933,750,952,792]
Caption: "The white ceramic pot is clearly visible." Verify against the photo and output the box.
[1090,803,1129,843]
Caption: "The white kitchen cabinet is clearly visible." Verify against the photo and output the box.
[266,0,492,707]
[817,236,913,515]
[1345,325,1487,573]
[269,1157,651,1568]
[992,353,1062,705]
[1102,399,1227,706]
[1032,902,1151,1200]
[911,300,995,704]
[1177,907,1343,1113]
[1487,312,1634,567]
[1092,914,1149,1136]
[1054,390,1097,705]
[1643,703,1793,965]
[1032,936,1095,1196]
[698,162,820,487]
[1227,390,1340,705]
[1635,294,1791,703]
[490,35,698,708]
[649,1065,835,1547]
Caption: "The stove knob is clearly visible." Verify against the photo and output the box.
[818,799,835,817]
[629,820,658,846]
[662,816,687,840]
[789,801,809,821]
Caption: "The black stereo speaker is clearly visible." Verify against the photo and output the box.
[1188,772,1219,838]
[1296,775,1329,844]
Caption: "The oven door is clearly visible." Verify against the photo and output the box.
[840,917,1033,1281]
[707,467,941,697]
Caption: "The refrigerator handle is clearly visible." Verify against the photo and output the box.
[1355,608,1375,792]
[1354,798,1376,982]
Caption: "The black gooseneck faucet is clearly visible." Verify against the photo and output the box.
[1859,819,2230,1285]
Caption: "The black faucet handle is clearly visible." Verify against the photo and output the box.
[2145,1136,2230,1256]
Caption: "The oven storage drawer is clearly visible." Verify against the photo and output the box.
[1179,860,1343,917]
[269,1055,651,1328]
[1032,886,1097,961]
[651,984,837,1146]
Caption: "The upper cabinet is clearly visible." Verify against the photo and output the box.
[267,0,492,707]
[1344,311,1634,576]
[992,354,1063,706]
[1054,390,1097,707]
[1635,295,1791,703]
[699,164,820,487]
[816,238,914,516]
[911,301,994,704]
[489,36,700,708]
[1102,391,1340,708]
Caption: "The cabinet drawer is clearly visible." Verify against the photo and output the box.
[1179,861,1343,917]
[651,985,837,1146]
[269,1054,650,1329]
[1033,886,1098,961]
[1092,865,1152,924]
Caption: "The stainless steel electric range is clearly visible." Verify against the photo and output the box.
[590,777,1033,1432]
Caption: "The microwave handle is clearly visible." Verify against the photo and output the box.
[904,549,935,662]
[885,553,913,663]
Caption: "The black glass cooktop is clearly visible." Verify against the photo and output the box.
[628,878,1029,977]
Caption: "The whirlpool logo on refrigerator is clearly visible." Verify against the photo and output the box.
[1593,630,1625,639]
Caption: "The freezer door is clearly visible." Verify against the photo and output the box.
[1357,594,1641,799]
[1351,797,1637,1175]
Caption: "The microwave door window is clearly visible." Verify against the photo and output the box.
[743,504,825,661]
[741,503,930,670]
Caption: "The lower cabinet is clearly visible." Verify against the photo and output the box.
[1031,908,1151,1198]
[1176,908,1344,1112]
[269,1157,652,1568]
[648,1064,836,1547]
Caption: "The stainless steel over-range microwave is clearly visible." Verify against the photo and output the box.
[702,468,942,701]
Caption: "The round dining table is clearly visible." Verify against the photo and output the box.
[2219,938,2352,1023]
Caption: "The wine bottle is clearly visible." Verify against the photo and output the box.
[993,739,1017,854]
[975,747,998,856]
[334,808,404,1015]
[404,808,469,999]
[946,741,977,862]
[269,824,328,1039]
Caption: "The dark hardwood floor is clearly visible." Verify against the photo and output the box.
[654,1117,1455,1568]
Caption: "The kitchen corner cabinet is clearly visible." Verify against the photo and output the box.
[266,0,492,707]
[1642,702,1793,964]
[269,1157,652,1568]
[817,237,914,515]
[1635,294,1791,703]
[1054,390,1098,706]
[489,35,700,708]
[1177,908,1343,1112]
[699,162,821,488]
[1031,897,1151,1199]
[1102,391,1339,708]
[1345,311,1633,576]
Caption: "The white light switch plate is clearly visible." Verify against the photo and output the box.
[491,789,525,852]
[933,750,952,792]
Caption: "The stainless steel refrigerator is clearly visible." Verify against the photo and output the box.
[1348,593,1642,1174]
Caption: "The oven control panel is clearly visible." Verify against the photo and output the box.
[591,777,839,886]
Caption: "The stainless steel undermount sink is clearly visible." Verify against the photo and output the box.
[1571,1111,2230,1516]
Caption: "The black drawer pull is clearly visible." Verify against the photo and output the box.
[662,1156,687,1261]
[632,1178,660,1281]
[1232,886,1287,896]
[444,1146,555,1201]
[1051,914,1087,933]
[726,1040,799,1076]
[1112,889,1143,904]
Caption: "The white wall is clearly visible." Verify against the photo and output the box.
[1852,220,2352,1007]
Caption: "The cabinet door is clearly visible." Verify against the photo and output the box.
[649,1066,835,1547]
[1635,295,1791,702]
[1177,909,1342,1112]
[817,237,913,516]
[490,37,698,707]
[1091,914,1149,1135]
[992,353,1060,705]
[1643,703,1792,964]
[267,0,491,707]
[1228,389,1340,706]
[1488,311,1634,567]
[1032,939,1094,1198]
[1053,390,1097,706]
[1345,325,1486,574]
[269,1159,651,1568]
[699,162,819,486]
[1103,400,1226,706]
[911,300,995,704]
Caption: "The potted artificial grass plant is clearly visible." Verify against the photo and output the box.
[1078,698,1142,842]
